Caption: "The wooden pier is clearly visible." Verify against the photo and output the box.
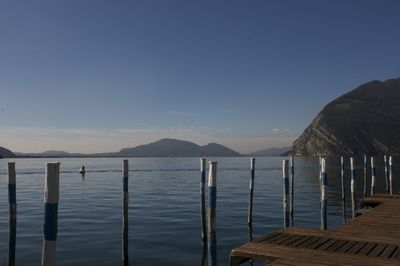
[230,195,400,265]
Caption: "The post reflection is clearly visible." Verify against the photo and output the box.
[248,225,254,266]
[199,240,207,266]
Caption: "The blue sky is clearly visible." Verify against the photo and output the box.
[1,0,399,153]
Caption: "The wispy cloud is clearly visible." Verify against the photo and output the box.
[0,126,296,153]
[272,128,291,133]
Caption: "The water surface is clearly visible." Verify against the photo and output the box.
[0,157,397,265]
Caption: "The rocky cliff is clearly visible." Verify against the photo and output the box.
[288,77,400,156]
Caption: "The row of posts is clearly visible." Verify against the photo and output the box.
[282,155,395,232]
[5,161,128,266]
[6,162,61,266]
[4,155,395,265]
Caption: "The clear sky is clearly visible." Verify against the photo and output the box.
[1,0,399,153]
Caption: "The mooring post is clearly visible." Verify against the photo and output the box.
[248,158,255,226]
[8,162,16,266]
[42,162,60,266]
[122,160,129,266]
[371,157,376,196]
[363,155,367,197]
[200,158,207,243]
[389,156,393,195]
[282,160,289,228]
[340,156,345,204]
[290,157,294,227]
[350,157,356,219]
[320,158,327,230]
[384,155,389,194]
[319,156,322,193]
[208,161,217,266]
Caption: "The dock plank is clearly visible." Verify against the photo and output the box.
[230,195,400,265]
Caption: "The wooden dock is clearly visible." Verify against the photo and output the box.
[230,195,400,265]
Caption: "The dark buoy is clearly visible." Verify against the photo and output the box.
[79,165,85,174]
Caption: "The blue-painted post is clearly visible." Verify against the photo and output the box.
[207,161,217,266]
[42,162,60,266]
[122,160,129,266]
[384,155,389,194]
[371,157,376,196]
[290,157,294,227]
[248,158,255,226]
[282,160,289,228]
[389,156,393,195]
[8,162,16,266]
[350,158,356,219]
[320,158,328,230]
[200,158,207,244]
[363,155,367,197]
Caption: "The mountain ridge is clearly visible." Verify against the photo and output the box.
[14,138,242,157]
[287,77,400,156]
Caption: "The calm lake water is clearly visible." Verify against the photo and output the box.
[0,157,398,265]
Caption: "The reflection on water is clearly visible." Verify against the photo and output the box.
[199,241,207,266]
[208,229,217,266]
[0,157,398,265]
[8,208,16,266]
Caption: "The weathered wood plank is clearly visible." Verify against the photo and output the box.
[368,244,387,257]
[230,195,400,265]
[380,245,398,258]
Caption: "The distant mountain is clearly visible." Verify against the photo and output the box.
[248,146,290,157]
[119,138,241,157]
[0,146,16,158]
[288,77,400,156]
[201,143,242,156]
[15,150,85,158]
[15,138,241,158]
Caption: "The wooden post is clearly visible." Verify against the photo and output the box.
[290,157,294,227]
[42,162,60,266]
[248,158,255,226]
[350,158,356,219]
[320,158,327,230]
[319,156,322,192]
[371,157,376,196]
[340,156,346,223]
[208,161,217,266]
[8,162,16,266]
[282,160,289,228]
[384,155,389,194]
[363,155,367,197]
[200,158,207,243]
[389,156,393,195]
[340,156,345,204]
[122,160,129,266]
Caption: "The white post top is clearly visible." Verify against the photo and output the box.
[250,157,255,170]
[321,158,326,173]
[200,158,206,171]
[340,156,343,164]
[8,162,16,184]
[208,161,217,187]
[389,156,393,164]
[282,160,289,178]
[45,162,60,204]
[123,159,129,177]
[350,157,355,170]
[370,157,375,167]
